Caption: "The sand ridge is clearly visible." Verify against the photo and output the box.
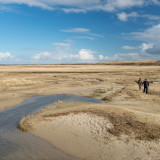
[32,113,112,159]
[18,101,160,160]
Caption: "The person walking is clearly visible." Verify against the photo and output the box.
[136,78,143,91]
[142,79,149,94]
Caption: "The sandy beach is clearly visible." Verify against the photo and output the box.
[0,62,160,159]
[18,101,160,160]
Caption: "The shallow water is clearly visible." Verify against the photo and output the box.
[0,94,100,160]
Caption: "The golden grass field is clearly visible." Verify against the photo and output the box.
[1,61,160,160]
[0,63,160,111]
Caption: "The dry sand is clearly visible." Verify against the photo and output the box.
[1,62,160,160]
[30,113,160,160]
[18,101,160,160]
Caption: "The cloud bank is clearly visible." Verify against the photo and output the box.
[130,24,160,56]
[0,0,159,12]
[0,52,15,60]
[31,49,97,63]
[70,49,95,61]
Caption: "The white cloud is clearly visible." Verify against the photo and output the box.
[100,53,141,61]
[117,11,160,22]
[31,48,99,63]
[32,40,97,63]
[0,52,15,60]
[0,0,159,12]
[32,40,72,63]
[140,43,154,52]
[61,27,103,39]
[129,24,160,55]
[104,0,144,11]
[0,5,15,12]
[61,28,90,33]
[141,14,160,21]
[79,49,95,60]
[62,8,86,13]
[131,24,160,43]
[99,55,104,60]
[117,12,128,21]
[117,53,141,60]
[75,36,95,40]
[53,42,70,47]
[122,45,139,50]
[147,0,160,5]
[32,52,53,60]
[101,41,159,62]
[70,49,95,61]
[122,44,155,53]
[32,51,69,62]
[0,0,54,10]
[117,12,138,21]
[139,43,160,57]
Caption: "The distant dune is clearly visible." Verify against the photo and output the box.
[0,60,159,66]
[107,60,160,66]
[66,60,160,66]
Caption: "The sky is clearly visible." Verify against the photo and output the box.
[0,0,160,64]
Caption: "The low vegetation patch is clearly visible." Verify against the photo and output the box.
[0,78,35,87]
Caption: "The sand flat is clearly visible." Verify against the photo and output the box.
[1,62,160,159]
[0,63,160,111]
[32,113,111,160]
[18,101,160,160]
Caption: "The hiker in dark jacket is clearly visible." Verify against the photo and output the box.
[142,79,149,94]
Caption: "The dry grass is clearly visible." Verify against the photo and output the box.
[89,89,108,97]
[47,110,160,141]
[148,82,160,95]
[17,104,160,141]
[0,78,35,87]
[1,63,160,140]
[102,86,126,101]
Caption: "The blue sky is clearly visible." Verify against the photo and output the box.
[0,0,160,64]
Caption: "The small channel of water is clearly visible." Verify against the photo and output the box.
[0,94,100,160]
